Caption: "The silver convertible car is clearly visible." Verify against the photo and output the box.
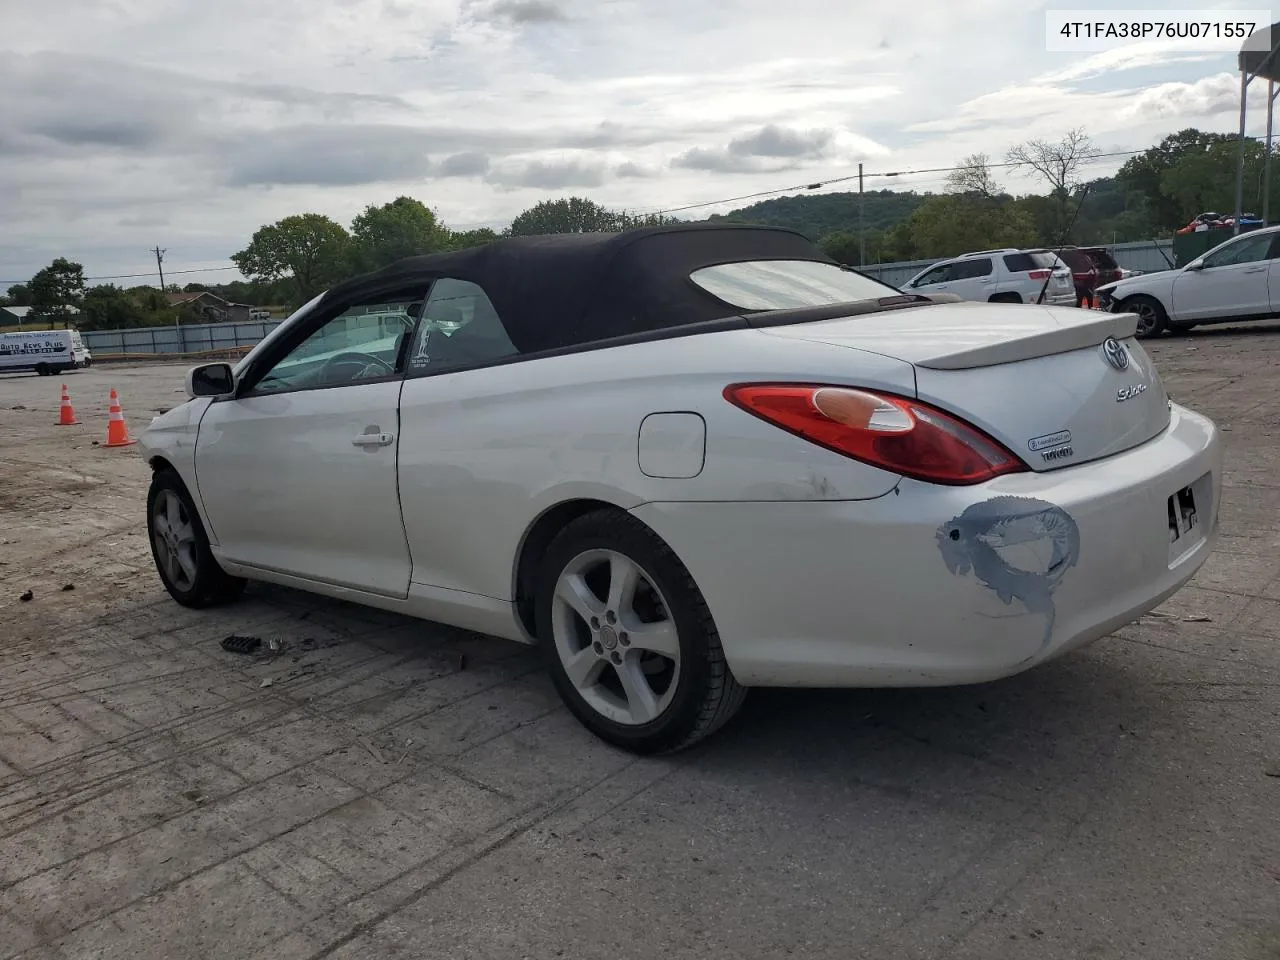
[140,224,1221,753]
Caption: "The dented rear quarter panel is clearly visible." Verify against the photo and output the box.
[631,402,1220,687]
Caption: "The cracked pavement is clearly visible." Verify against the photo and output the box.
[1,332,1278,960]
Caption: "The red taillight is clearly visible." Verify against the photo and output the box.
[722,384,1027,485]
[1027,269,1051,280]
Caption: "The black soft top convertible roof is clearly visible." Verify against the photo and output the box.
[324,222,837,353]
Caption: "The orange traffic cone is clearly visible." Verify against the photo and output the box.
[57,384,79,425]
[104,389,137,448]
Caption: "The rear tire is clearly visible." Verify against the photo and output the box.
[1120,295,1168,338]
[147,468,246,608]
[34,363,49,376]
[536,509,746,755]
[988,293,1022,304]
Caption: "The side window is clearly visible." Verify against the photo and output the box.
[407,279,518,374]
[1203,232,1274,268]
[248,292,424,394]
[913,265,953,285]
[954,258,992,279]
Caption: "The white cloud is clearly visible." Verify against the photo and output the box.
[1035,44,1222,84]
[0,0,1267,282]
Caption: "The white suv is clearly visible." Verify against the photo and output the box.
[902,249,1077,306]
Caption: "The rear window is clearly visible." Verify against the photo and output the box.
[1083,248,1120,270]
[688,260,899,311]
[1003,252,1060,272]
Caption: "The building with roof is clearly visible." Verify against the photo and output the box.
[165,291,252,323]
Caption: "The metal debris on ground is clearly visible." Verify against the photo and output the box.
[259,678,274,688]
[220,634,262,655]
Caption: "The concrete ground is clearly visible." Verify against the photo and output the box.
[1,334,1278,960]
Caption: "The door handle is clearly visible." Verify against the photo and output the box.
[1242,266,1266,273]
[352,432,394,447]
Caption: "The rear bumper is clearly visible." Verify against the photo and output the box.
[631,403,1221,688]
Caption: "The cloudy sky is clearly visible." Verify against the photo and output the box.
[0,0,1274,286]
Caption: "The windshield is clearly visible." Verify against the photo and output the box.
[689,259,899,311]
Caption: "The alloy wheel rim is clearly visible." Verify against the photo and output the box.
[550,549,681,726]
[152,489,199,591]
[1135,304,1157,334]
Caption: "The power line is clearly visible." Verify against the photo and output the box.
[0,264,241,286]
[648,148,1153,216]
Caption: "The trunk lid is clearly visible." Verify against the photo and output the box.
[756,301,1171,471]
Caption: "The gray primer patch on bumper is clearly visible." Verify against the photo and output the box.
[935,496,1080,651]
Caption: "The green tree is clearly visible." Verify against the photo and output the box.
[899,195,1037,260]
[507,197,621,236]
[711,189,926,241]
[183,282,210,293]
[819,230,862,265]
[5,284,33,306]
[231,214,351,302]
[80,284,147,331]
[1159,137,1277,223]
[445,227,500,251]
[29,258,86,325]
[613,210,682,230]
[1116,128,1236,232]
[349,196,450,272]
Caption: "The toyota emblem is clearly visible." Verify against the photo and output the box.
[1102,337,1129,371]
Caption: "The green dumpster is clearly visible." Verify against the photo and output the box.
[1173,223,1264,266]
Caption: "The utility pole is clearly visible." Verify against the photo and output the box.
[154,245,183,353]
[858,163,866,267]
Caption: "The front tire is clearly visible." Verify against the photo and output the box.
[1120,295,1168,338]
[536,510,746,754]
[147,469,246,608]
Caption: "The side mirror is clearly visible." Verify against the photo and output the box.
[186,362,235,399]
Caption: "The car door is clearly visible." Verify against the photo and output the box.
[193,285,425,598]
[905,263,956,295]
[396,278,524,599]
[947,257,994,301]
[1171,230,1276,321]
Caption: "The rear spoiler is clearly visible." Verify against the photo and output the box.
[914,310,1140,370]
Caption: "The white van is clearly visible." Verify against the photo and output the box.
[0,329,93,376]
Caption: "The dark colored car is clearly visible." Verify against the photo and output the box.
[1056,247,1122,305]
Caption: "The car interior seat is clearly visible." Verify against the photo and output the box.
[425,299,514,365]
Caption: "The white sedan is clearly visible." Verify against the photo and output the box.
[140,224,1222,754]
[1096,224,1280,336]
